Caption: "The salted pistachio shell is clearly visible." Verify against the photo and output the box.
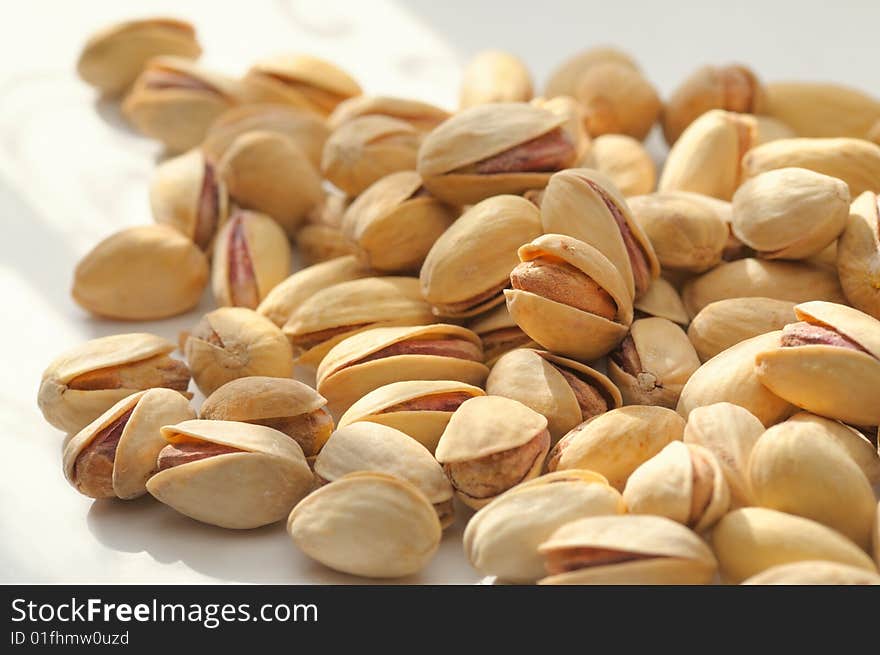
[38,333,190,435]
[147,419,312,529]
[460,50,533,108]
[765,82,880,139]
[538,514,717,585]
[467,303,539,365]
[464,472,624,583]
[743,560,880,585]
[545,47,639,99]
[530,95,593,164]
[62,388,194,499]
[548,406,685,491]
[72,225,208,320]
[712,507,878,584]
[633,278,689,326]
[77,18,201,96]
[487,348,622,441]
[590,134,656,197]
[184,307,293,396]
[288,472,441,578]
[420,195,541,318]
[837,191,880,319]
[687,297,797,362]
[328,95,450,133]
[571,61,661,140]
[337,380,485,453]
[295,224,357,265]
[342,171,456,273]
[786,412,880,485]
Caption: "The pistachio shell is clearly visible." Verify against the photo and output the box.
[545,47,639,99]
[765,82,880,139]
[785,412,880,485]
[328,95,450,133]
[467,303,539,365]
[753,116,797,144]
[571,62,661,140]
[591,134,656,197]
[295,224,357,266]
[633,278,689,326]
[530,95,593,165]
[460,50,533,108]
[742,560,880,585]
[837,191,880,320]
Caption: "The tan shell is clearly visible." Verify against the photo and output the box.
[538,514,717,585]
[712,507,878,584]
[147,419,312,529]
[467,303,539,365]
[459,50,533,108]
[633,278,689,326]
[545,47,639,99]
[571,61,661,140]
[591,134,656,197]
[837,191,880,320]
[287,472,441,578]
[328,95,450,133]
[420,195,542,318]
[765,82,880,139]
[337,380,485,453]
[548,406,685,490]
[63,388,194,499]
[72,225,208,320]
[742,560,880,585]
[785,412,880,485]
[530,95,593,165]
[295,224,357,265]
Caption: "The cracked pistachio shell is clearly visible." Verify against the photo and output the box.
[420,195,542,318]
[184,307,293,396]
[754,301,880,425]
[77,18,201,96]
[786,413,880,485]
[545,47,639,99]
[122,57,240,152]
[743,560,880,585]
[683,402,764,508]
[467,303,539,366]
[765,82,880,139]
[316,324,489,416]
[538,514,717,585]
[147,419,312,529]
[571,61,661,140]
[548,406,685,491]
[38,333,190,435]
[681,258,845,318]
[505,234,634,361]
[464,471,624,583]
[328,95,450,133]
[63,388,194,499]
[486,348,621,441]
[687,297,797,362]
[531,95,593,163]
[417,103,574,205]
[608,317,700,408]
[460,50,533,108]
[283,276,434,367]
[342,171,456,273]
[322,116,421,197]
[296,224,357,265]
[314,423,453,527]
[748,420,876,548]
[337,380,485,453]
[633,278,689,326]
[257,255,372,328]
[659,109,758,201]
[288,472,441,578]
[591,134,656,197]
[712,507,878,584]
[837,191,880,319]
[72,224,208,320]
[677,331,795,426]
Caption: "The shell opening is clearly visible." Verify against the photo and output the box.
[433,279,509,316]
[346,336,483,371]
[688,448,716,524]
[141,68,219,95]
[288,323,371,353]
[379,390,475,414]
[252,408,334,457]
[194,161,220,250]
[455,127,575,175]
[480,327,533,361]
[779,321,869,354]
[68,354,190,394]
[511,257,617,319]
[227,213,260,309]
[553,365,611,421]
[544,546,656,575]
[156,440,243,471]
[72,406,136,498]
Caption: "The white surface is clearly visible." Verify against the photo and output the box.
[1,0,878,584]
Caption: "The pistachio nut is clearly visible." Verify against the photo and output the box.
[545,47,639,100]
[464,470,624,583]
[328,95,450,133]
[742,561,880,585]
[765,82,880,139]
[420,195,541,318]
[459,50,533,108]
[711,507,878,584]
[199,376,333,458]
[337,379,485,454]
[837,191,880,320]
[314,423,454,527]
[633,278,690,326]
[530,95,593,165]
[184,307,293,396]
[38,333,191,435]
[434,396,550,509]
[316,324,489,416]
[486,348,622,441]
[538,514,717,585]
[505,233,634,361]
[287,472,441,578]
[467,303,538,366]
[295,224,358,266]
[590,134,656,197]
[754,300,880,426]
[341,171,456,273]
[785,412,880,485]
[417,103,578,205]
[547,406,685,490]
[72,224,208,320]
[147,419,312,529]
[63,388,194,499]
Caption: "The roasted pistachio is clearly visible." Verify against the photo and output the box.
[530,95,593,165]
[785,412,880,485]
[765,82,880,139]
[467,304,538,366]
[459,50,533,108]
[742,561,880,585]
[633,278,689,326]
[545,47,639,99]
[328,95,450,133]
[837,191,880,320]
[590,134,656,197]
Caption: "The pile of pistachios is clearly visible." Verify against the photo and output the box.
[36,17,880,584]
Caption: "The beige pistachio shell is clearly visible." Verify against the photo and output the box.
[571,61,661,140]
[328,95,450,133]
[765,82,880,139]
[754,116,797,144]
[712,507,878,584]
[591,134,656,197]
[287,472,441,578]
[545,47,639,99]
[743,560,880,585]
[467,303,539,365]
[295,224,357,265]
[633,278,689,326]
[837,191,880,320]
[460,50,533,108]
[530,95,593,165]
[785,412,880,485]
[72,225,208,320]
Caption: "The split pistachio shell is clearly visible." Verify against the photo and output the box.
[295,224,357,265]
[765,82,880,139]
[633,278,689,326]
[147,419,312,529]
[342,171,456,273]
[38,333,191,435]
[459,50,533,108]
[337,380,485,453]
[420,195,542,318]
[785,412,880,485]
[538,514,717,585]
[184,307,293,396]
[687,297,797,362]
[608,317,701,408]
[545,47,639,100]
[712,507,878,584]
[530,95,593,165]
[467,303,539,365]
[486,348,622,441]
[464,471,625,583]
[72,225,208,320]
[590,134,656,197]
[548,406,685,491]
[328,95,450,133]
[77,18,201,96]
[63,388,194,499]
[837,191,880,320]
[571,61,661,140]
[199,376,332,458]
[742,560,880,585]
[287,472,441,578]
